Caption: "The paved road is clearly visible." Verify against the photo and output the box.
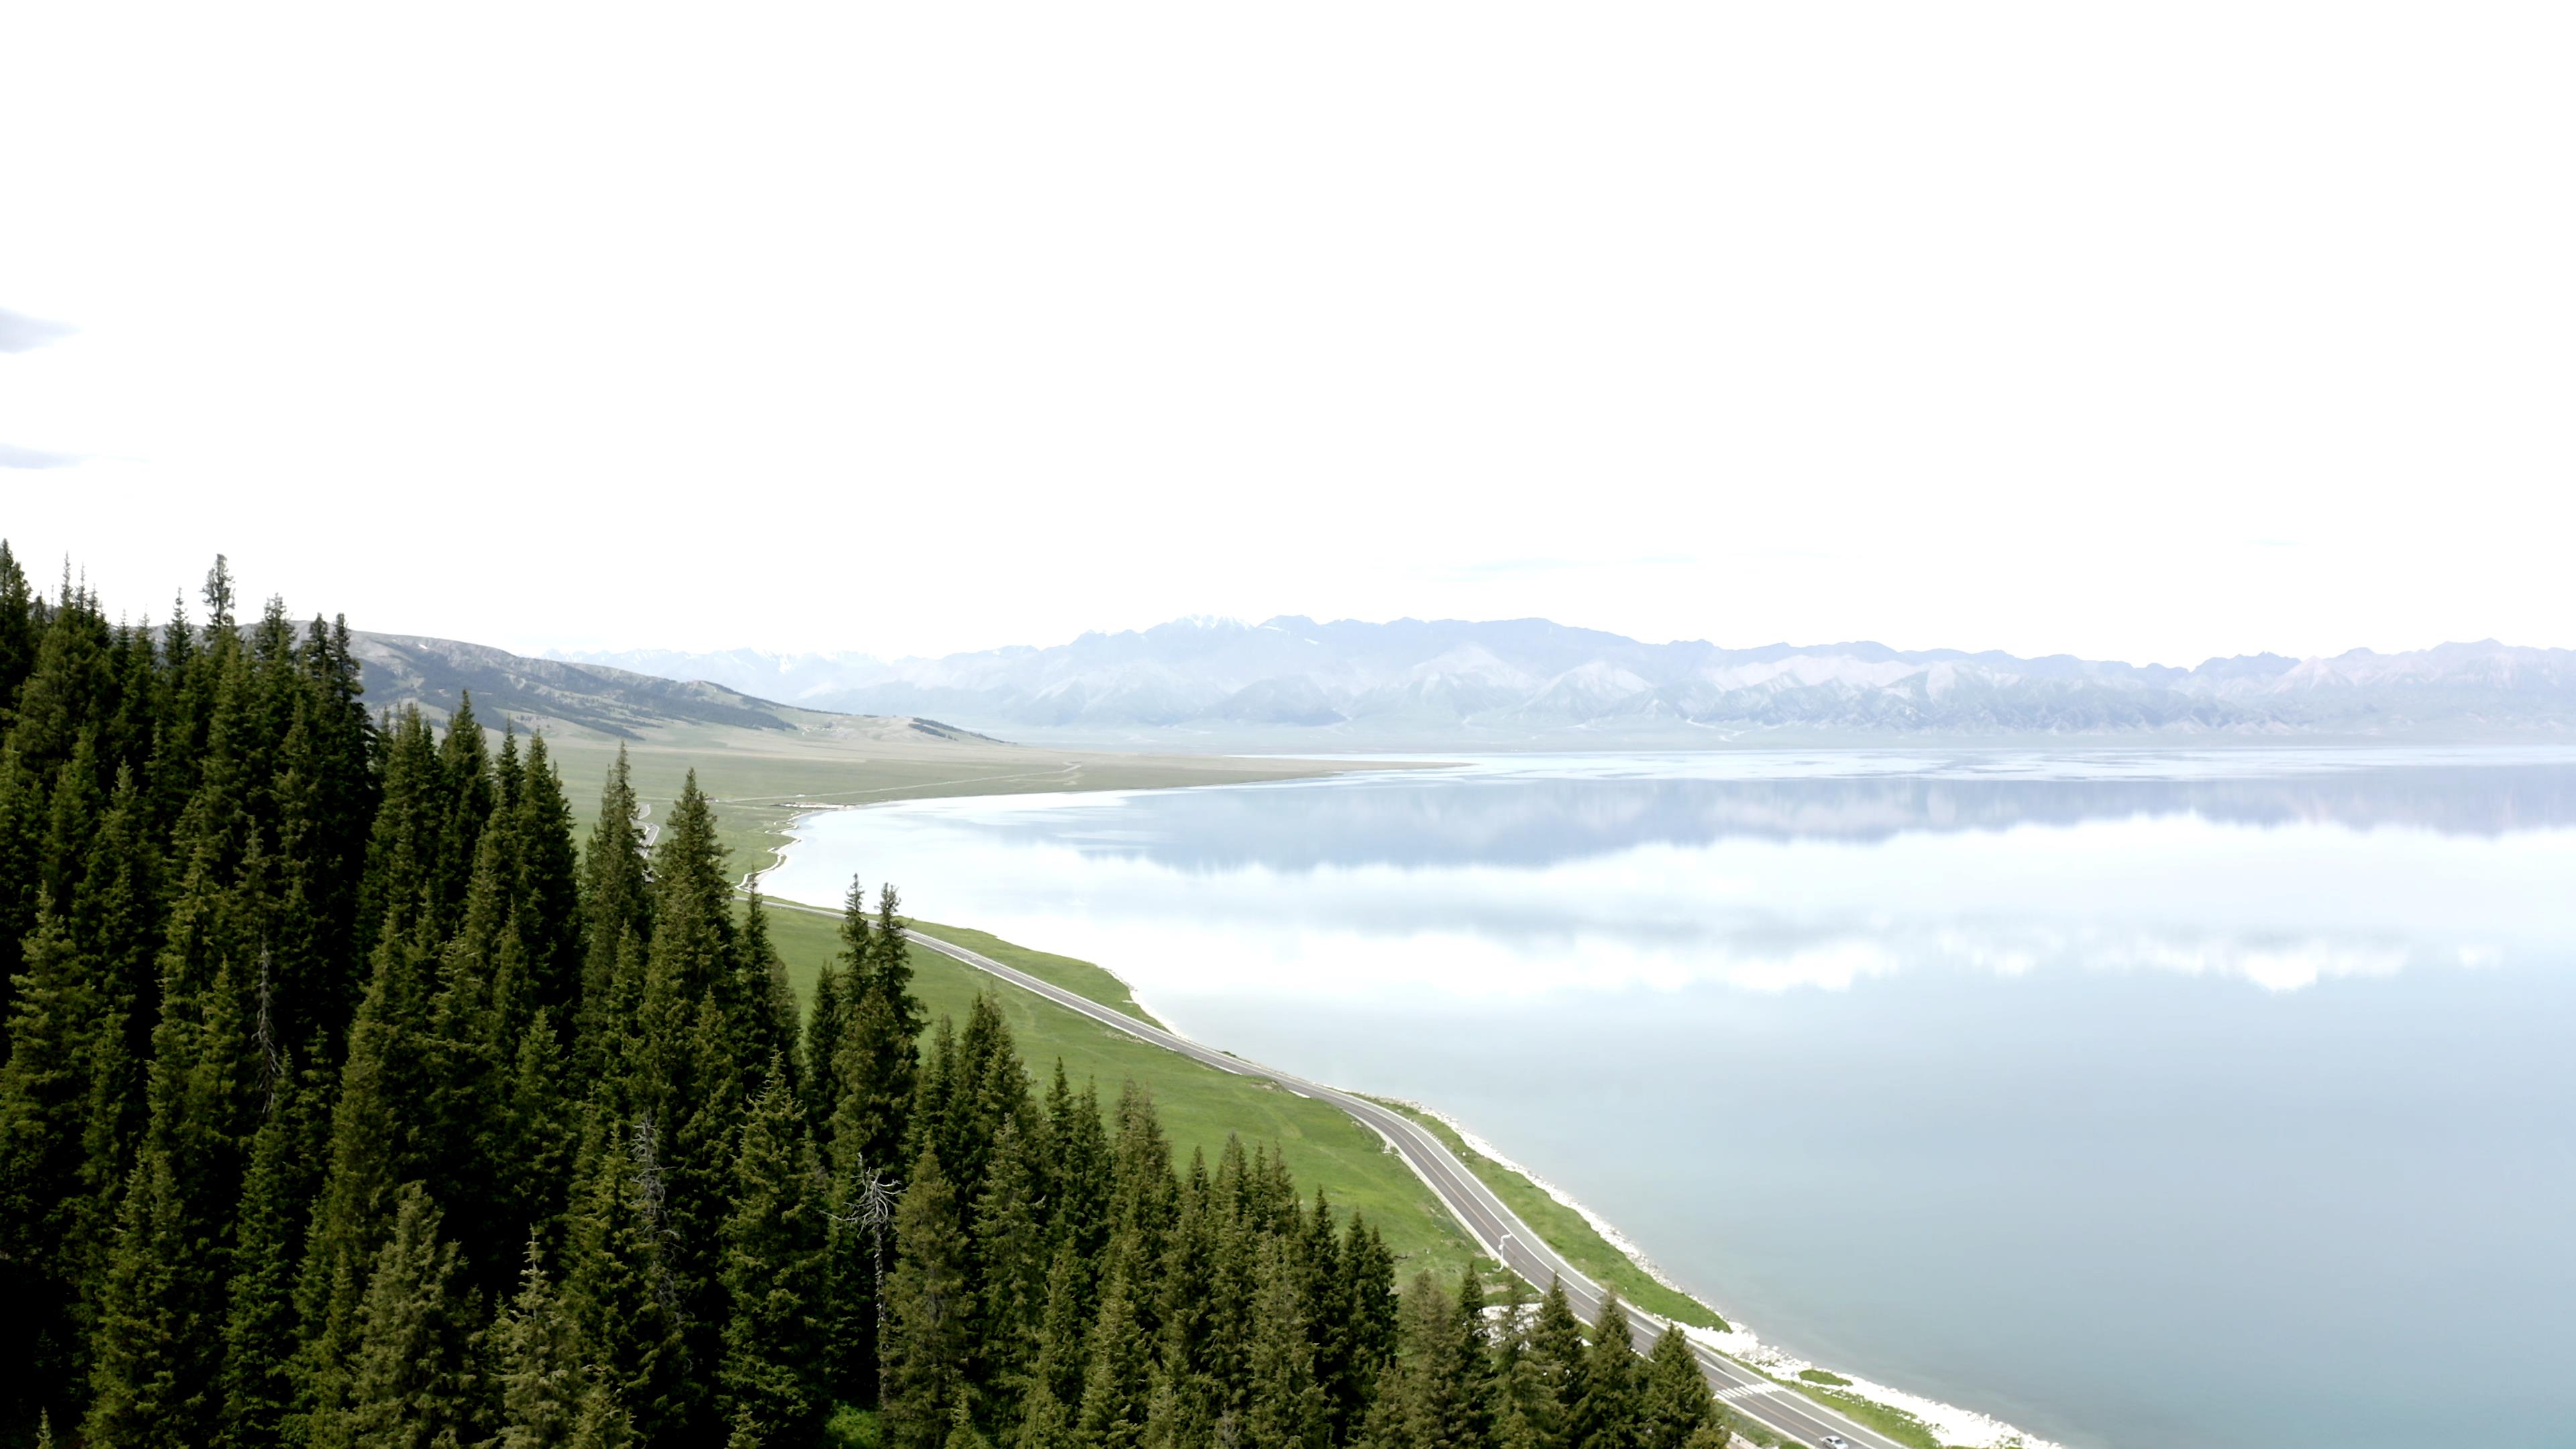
[900,924,1910,1449]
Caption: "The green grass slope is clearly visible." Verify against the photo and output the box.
[759,902,1478,1282]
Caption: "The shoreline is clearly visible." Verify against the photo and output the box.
[757,802,2062,1449]
[1392,1099,2058,1449]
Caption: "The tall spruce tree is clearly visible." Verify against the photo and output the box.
[802,953,851,1152]
[494,1236,598,1449]
[311,1185,482,1449]
[1638,1324,1715,1449]
[718,1059,828,1446]
[216,1046,331,1449]
[1566,1292,1642,1449]
[1075,1228,1157,1449]
[1241,1234,1326,1449]
[971,1113,1051,1418]
[574,747,650,1086]
[1391,1272,1482,1449]
[507,734,582,1027]
[0,907,109,1430]
[1340,1216,1401,1415]
[883,1149,973,1449]
[0,540,36,717]
[560,1110,694,1442]
[1525,1278,1589,1449]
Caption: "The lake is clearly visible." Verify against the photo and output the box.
[757,747,2576,1449]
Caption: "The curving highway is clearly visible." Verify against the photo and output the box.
[899,924,1909,1449]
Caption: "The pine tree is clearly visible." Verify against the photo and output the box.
[216,1046,329,1449]
[971,1113,1051,1416]
[610,774,759,1421]
[1293,1191,1358,1446]
[1352,1362,1407,1449]
[430,692,495,938]
[657,1001,749,1439]
[1448,1269,1497,1449]
[803,955,851,1152]
[0,539,36,716]
[508,734,583,1026]
[495,1235,606,1449]
[421,830,517,1284]
[0,907,106,1432]
[639,774,737,1058]
[70,767,166,1275]
[0,741,46,1026]
[829,965,920,1187]
[86,946,264,1449]
[356,707,451,962]
[560,1110,694,1442]
[1075,1228,1157,1449]
[1566,1291,1640,1449]
[1340,1216,1400,1404]
[873,883,923,1041]
[719,1060,827,1445]
[1638,1324,1715,1449]
[1106,1082,1177,1253]
[1525,1279,1588,1449]
[1144,1151,1226,1446]
[737,893,802,1099]
[907,1016,958,1185]
[933,994,1027,1214]
[1240,1234,1326,1449]
[1045,1069,1110,1260]
[574,747,651,1084]
[817,1157,892,1416]
[1393,1272,1480,1449]
[883,1149,973,1449]
[1026,1244,1090,1419]
[1488,1276,1547,1449]
[80,1142,199,1449]
[1012,1379,1077,1449]
[8,574,115,785]
[943,1388,992,1449]
[502,1006,580,1252]
[311,1184,482,1449]
[294,928,444,1424]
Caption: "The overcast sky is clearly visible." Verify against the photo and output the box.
[3,5,2569,666]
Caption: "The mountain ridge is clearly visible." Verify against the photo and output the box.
[545,617,2576,745]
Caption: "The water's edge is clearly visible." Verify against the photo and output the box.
[753,806,2059,1449]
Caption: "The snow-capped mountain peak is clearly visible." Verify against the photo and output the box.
[553,620,2576,745]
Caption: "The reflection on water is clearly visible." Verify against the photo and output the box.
[997,750,2576,869]
[760,749,2576,1449]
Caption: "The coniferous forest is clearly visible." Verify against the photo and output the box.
[0,549,1732,1449]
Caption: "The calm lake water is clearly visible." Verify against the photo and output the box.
[760,749,2576,1449]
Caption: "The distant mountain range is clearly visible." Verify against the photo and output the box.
[547,617,2576,745]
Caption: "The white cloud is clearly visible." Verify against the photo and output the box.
[1,4,2569,661]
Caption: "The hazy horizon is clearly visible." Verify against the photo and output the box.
[544,610,2562,675]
